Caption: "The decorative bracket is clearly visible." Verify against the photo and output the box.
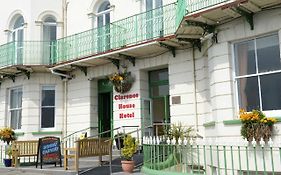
[235,7,254,30]
[119,54,136,67]
[178,38,202,52]
[7,74,16,82]
[71,65,88,76]
[159,43,176,57]
[108,58,120,69]
[16,67,31,79]
[185,20,216,35]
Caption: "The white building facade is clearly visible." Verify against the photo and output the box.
[0,0,280,144]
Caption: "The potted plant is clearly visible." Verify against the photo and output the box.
[0,127,16,167]
[239,109,277,142]
[3,146,12,167]
[121,134,138,173]
[114,132,127,150]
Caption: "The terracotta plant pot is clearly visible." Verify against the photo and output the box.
[121,160,135,173]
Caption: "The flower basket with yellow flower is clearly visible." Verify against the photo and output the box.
[0,127,16,145]
[109,67,134,93]
[239,109,277,142]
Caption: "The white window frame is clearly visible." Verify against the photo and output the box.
[232,32,281,117]
[8,86,23,131]
[40,85,56,130]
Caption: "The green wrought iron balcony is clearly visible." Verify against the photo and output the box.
[53,3,178,64]
[0,41,55,69]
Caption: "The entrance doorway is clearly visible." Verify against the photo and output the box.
[149,68,170,136]
[98,79,113,138]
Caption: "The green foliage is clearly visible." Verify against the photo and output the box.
[121,134,138,160]
[166,123,193,144]
[5,145,12,158]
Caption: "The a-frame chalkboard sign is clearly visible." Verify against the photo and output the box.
[36,136,62,169]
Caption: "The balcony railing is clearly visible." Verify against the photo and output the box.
[185,0,230,13]
[0,0,237,69]
[142,137,281,174]
[0,41,55,69]
[53,3,178,64]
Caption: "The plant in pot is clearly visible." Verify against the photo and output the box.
[0,127,16,167]
[121,134,138,173]
[239,109,277,142]
[114,132,127,150]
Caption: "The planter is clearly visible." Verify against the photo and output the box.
[3,158,12,167]
[121,160,135,173]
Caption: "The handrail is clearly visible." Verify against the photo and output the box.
[87,125,139,139]
[61,126,98,141]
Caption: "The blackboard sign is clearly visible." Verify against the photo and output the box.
[36,136,62,169]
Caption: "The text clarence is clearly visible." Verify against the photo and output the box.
[114,93,139,100]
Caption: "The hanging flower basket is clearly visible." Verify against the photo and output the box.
[109,68,134,94]
[239,109,277,142]
[0,127,16,145]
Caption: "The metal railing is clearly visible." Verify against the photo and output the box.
[185,0,231,14]
[0,1,238,69]
[142,137,281,175]
[61,126,98,149]
[0,41,56,68]
[53,3,177,64]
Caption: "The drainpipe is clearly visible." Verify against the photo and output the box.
[192,48,199,132]
[62,79,68,139]
[62,0,68,37]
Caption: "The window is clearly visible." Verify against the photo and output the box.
[41,86,55,128]
[9,87,22,130]
[11,15,24,64]
[97,1,111,52]
[234,34,281,112]
[145,0,163,39]
[43,16,57,63]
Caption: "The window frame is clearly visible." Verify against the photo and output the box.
[8,86,23,131]
[40,85,56,130]
[232,32,281,117]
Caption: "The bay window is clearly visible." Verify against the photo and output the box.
[234,34,281,112]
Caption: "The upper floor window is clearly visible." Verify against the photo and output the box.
[146,0,162,11]
[43,17,57,41]
[9,87,23,130]
[97,1,110,27]
[41,85,55,129]
[234,34,281,112]
[11,15,24,42]
[10,15,24,64]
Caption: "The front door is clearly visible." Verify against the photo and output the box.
[149,68,170,136]
[98,79,113,138]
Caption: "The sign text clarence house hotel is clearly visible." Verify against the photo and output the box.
[114,93,139,119]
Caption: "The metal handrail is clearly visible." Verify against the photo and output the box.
[61,126,98,142]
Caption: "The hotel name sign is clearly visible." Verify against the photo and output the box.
[114,93,139,119]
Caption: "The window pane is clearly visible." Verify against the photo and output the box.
[151,84,169,97]
[150,69,168,82]
[41,108,55,128]
[10,110,21,130]
[257,35,281,73]
[146,0,153,11]
[234,40,256,76]
[237,77,260,111]
[260,73,281,110]
[42,89,55,106]
[10,88,22,108]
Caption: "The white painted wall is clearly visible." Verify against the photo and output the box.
[0,73,64,140]
[0,0,62,44]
